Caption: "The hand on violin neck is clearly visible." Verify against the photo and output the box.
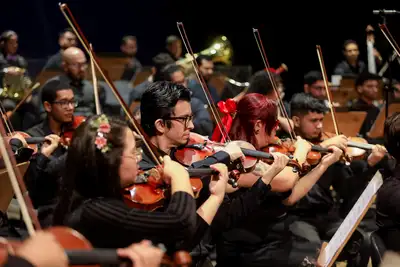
[41,134,61,157]
[222,142,245,162]
[162,156,193,197]
[293,136,311,164]
[367,144,388,167]
[209,163,229,202]
[13,231,68,267]
[320,146,343,168]
[320,134,348,151]
[262,152,290,184]
[117,240,164,267]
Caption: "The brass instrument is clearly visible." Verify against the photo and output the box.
[1,67,32,101]
[177,35,233,68]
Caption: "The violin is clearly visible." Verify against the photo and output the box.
[122,165,230,211]
[0,227,192,267]
[173,132,303,174]
[60,115,86,147]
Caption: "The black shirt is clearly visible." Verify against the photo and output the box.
[349,98,381,138]
[65,191,197,253]
[376,164,400,251]
[333,60,366,77]
[1,255,33,267]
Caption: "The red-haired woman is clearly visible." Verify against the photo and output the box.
[214,93,343,267]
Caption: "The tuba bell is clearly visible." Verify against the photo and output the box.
[177,35,233,69]
[1,66,32,101]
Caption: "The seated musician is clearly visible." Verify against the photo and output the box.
[1,231,164,267]
[333,40,367,77]
[119,35,143,81]
[187,55,221,105]
[140,82,290,265]
[153,35,183,65]
[156,63,214,137]
[32,46,106,125]
[41,28,77,72]
[348,72,381,139]
[24,80,76,226]
[376,112,400,252]
[213,93,342,267]
[287,92,389,260]
[52,114,207,253]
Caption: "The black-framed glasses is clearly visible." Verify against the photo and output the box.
[163,115,194,128]
[52,100,78,108]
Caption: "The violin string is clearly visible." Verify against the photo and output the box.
[252,29,295,141]
[0,118,41,235]
[316,45,339,135]
[59,3,162,166]
[176,22,231,142]
[0,101,14,134]
[89,43,102,115]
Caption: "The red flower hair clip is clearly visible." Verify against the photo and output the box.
[90,114,112,153]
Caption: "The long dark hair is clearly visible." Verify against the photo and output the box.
[53,114,128,225]
[229,93,277,149]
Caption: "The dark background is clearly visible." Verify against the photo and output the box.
[1,0,400,99]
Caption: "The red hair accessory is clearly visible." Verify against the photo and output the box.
[210,98,237,143]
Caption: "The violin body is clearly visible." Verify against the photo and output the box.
[61,116,86,147]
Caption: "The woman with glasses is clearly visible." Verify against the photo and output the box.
[214,93,343,267]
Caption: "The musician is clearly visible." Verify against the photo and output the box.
[139,82,291,265]
[304,71,326,101]
[348,72,381,139]
[213,93,342,267]
[152,35,183,65]
[333,40,366,77]
[24,80,75,226]
[52,114,203,252]
[119,35,142,81]
[375,112,400,251]
[32,46,106,123]
[0,30,30,113]
[42,28,77,71]
[187,55,220,105]
[1,231,164,267]
[155,63,214,137]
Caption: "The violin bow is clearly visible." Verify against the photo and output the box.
[89,43,102,115]
[59,3,163,167]
[316,45,340,136]
[252,28,296,141]
[0,114,41,235]
[176,22,232,143]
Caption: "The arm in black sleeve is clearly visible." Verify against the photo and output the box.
[1,255,34,267]
[190,151,231,169]
[191,97,213,137]
[81,191,197,247]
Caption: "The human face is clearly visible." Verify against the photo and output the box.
[254,119,279,148]
[46,89,75,123]
[161,100,194,146]
[5,34,18,55]
[294,112,324,140]
[199,59,214,80]
[119,128,142,187]
[357,80,379,102]
[168,40,182,58]
[121,39,137,57]
[305,80,326,100]
[170,70,187,87]
[65,52,87,81]
[59,32,77,49]
[344,43,359,63]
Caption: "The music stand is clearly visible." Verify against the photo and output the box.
[367,103,400,138]
[0,162,29,213]
[317,171,383,267]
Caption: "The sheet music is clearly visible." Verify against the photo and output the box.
[322,171,383,266]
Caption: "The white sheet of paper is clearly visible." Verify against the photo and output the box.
[322,171,383,266]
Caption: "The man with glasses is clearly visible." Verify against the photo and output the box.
[31,46,106,126]
[24,79,77,227]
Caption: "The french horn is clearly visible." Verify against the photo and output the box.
[1,66,32,101]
